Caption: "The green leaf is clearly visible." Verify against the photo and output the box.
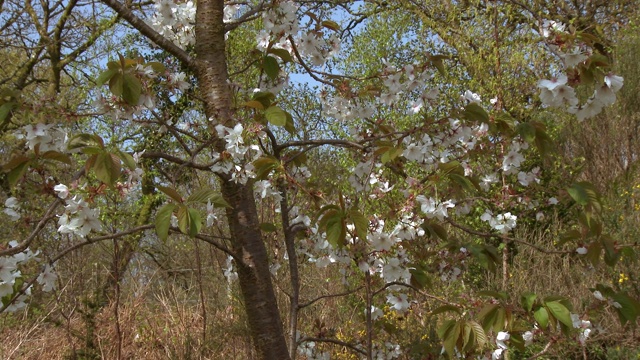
[543,296,572,310]
[85,154,97,174]
[534,306,549,328]
[439,320,460,357]
[588,53,610,68]
[109,73,124,96]
[243,100,265,110]
[186,188,218,204]
[265,106,287,127]
[429,55,447,76]
[260,223,278,232]
[325,215,346,248]
[252,91,275,108]
[468,320,487,349]
[321,20,340,31]
[348,209,368,241]
[96,68,119,87]
[493,112,516,134]
[284,111,296,135]
[0,102,15,123]
[533,123,555,155]
[567,181,601,212]
[586,240,602,266]
[468,244,499,272]
[423,222,448,240]
[477,303,499,332]
[545,301,573,328]
[477,290,508,301]
[610,292,640,325]
[187,208,201,237]
[253,156,280,179]
[409,266,430,289]
[449,173,476,193]
[461,322,474,353]
[6,160,30,188]
[115,150,136,170]
[268,48,293,62]
[210,194,231,208]
[155,203,176,241]
[263,56,280,80]
[93,152,121,185]
[158,186,183,203]
[122,73,142,105]
[107,60,120,70]
[516,122,536,143]
[81,146,103,155]
[67,133,104,150]
[439,161,464,175]
[430,305,462,316]
[509,332,526,352]
[463,102,489,123]
[381,146,403,164]
[587,218,603,237]
[602,236,619,266]
[568,183,589,205]
[521,292,537,312]
[176,205,189,235]
[492,307,506,332]
[146,61,166,74]
[437,319,456,339]
[3,155,31,172]
[558,229,581,246]
[318,208,339,231]
[41,151,72,165]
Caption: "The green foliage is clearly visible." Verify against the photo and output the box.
[154,187,229,240]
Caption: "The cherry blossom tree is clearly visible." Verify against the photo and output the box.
[1,0,638,359]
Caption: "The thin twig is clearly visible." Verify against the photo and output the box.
[298,336,367,356]
[298,286,364,309]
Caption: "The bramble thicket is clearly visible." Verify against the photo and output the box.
[1,0,639,359]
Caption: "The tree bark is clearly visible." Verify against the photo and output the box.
[195,1,291,359]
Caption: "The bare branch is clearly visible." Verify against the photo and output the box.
[140,151,217,171]
[445,218,570,254]
[50,224,155,263]
[372,281,463,309]
[298,336,367,356]
[277,138,366,152]
[0,200,62,257]
[299,286,364,309]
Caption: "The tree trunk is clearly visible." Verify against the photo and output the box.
[195,1,291,359]
[221,181,291,359]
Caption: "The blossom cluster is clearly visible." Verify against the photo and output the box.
[480,210,517,234]
[210,123,263,184]
[537,19,624,121]
[94,64,188,120]
[15,123,67,153]
[3,197,20,222]
[258,1,341,67]
[55,184,102,238]
[148,0,196,48]
[0,241,57,312]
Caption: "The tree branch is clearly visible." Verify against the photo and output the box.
[100,0,195,69]
[0,200,62,257]
[299,286,364,309]
[140,151,217,171]
[277,139,366,152]
[298,336,367,356]
[445,218,570,254]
